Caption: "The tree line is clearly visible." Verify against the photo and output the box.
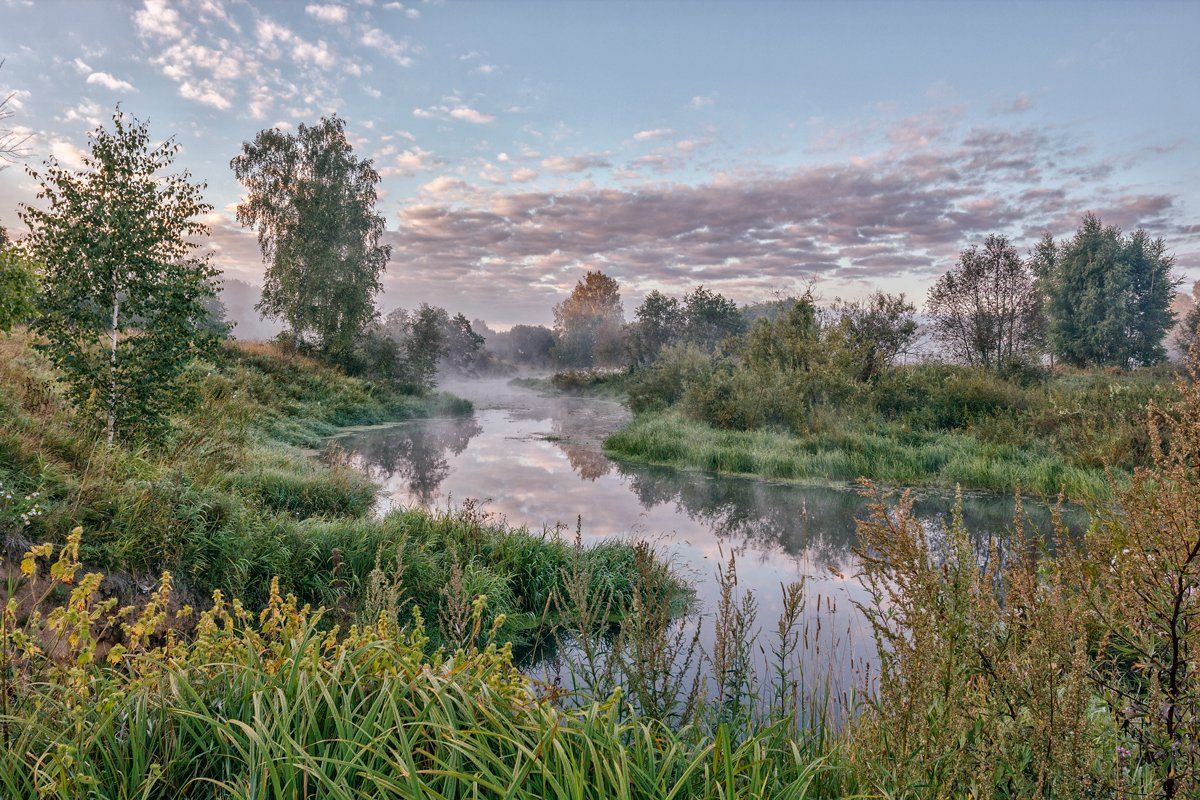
[0,102,1184,446]
[538,214,1181,376]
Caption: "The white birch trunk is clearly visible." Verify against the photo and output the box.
[107,294,119,446]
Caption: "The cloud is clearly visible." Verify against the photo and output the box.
[449,106,494,124]
[86,71,136,92]
[689,94,715,108]
[59,98,103,125]
[999,93,1034,114]
[179,80,231,109]
[421,175,468,195]
[634,128,674,141]
[49,140,88,170]
[377,124,1197,317]
[1,87,31,111]
[305,3,348,23]
[379,145,438,177]
[383,1,420,18]
[361,27,413,65]
[134,2,346,117]
[474,63,497,75]
[134,0,183,39]
[510,167,538,182]
[413,104,495,124]
[540,153,610,173]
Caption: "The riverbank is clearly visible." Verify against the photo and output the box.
[604,409,1114,500]
[0,333,672,641]
[510,368,629,400]
[594,360,1178,501]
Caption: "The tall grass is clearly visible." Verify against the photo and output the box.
[606,410,1112,501]
[1,534,832,799]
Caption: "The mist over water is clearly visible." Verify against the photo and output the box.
[330,377,1085,694]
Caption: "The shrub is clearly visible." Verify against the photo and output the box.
[626,344,714,413]
[872,363,1029,429]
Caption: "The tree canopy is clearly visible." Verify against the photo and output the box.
[232,116,390,362]
[20,109,217,443]
[553,270,625,367]
[1046,214,1176,368]
[927,235,1043,371]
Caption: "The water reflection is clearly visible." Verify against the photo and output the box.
[337,415,483,505]
[330,378,1085,693]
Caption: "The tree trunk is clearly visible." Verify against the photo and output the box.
[107,294,119,446]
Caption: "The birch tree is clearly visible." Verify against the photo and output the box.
[926,235,1043,370]
[231,116,390,363]
[20,110,217,444]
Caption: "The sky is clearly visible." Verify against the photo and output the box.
[1,0,1198,328]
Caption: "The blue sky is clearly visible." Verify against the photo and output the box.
[1,0,1198,325]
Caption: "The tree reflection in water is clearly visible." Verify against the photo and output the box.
[614,461,1086,571]
[331,416,484,505]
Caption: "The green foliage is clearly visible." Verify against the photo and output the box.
[872,362,1030,430]
[1047,214,1177,368]
[626,286,747,366]
[0,334,664,643]
[548,367,626,396]
[682,285,747,350]
[0,241,38,333]
[441,311,486,371]
[626,289,685,365]
[626,343,715,412]
[605,409,1112,499]
[927,234,1044,370]
[553,270,625,367]
[232,116,390,363]
[401,303,447,392]
[0,547,822,800]
[486,323,556,367]
[4,336,1198,797]
[20,109,218,445]
[829,290,917,378]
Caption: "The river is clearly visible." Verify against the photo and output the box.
[329,377,1081,698]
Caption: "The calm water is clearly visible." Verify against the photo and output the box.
[330,378,1082,694]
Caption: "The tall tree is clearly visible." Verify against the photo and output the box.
[20,110,217,444]
[1048,214,1176,368]
[682,285,745,350]
[830,291,918,378]
[1176,281,1200,357]
[440,312,485,372]
[402,304,446,392]
[231,116,390,362]
[1125,229,1177,366]
[627,290,685,365]
[926,234,1043,370]
[553,270,625,367]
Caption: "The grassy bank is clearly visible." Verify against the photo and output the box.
[511,368,628,400]
[1,540,834,799]
[0,332,669,640]
[607,359,1176,501]
[605,409,1113,500]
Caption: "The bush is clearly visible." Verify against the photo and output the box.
[626,344,714,413]
[872,363,1029,429]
